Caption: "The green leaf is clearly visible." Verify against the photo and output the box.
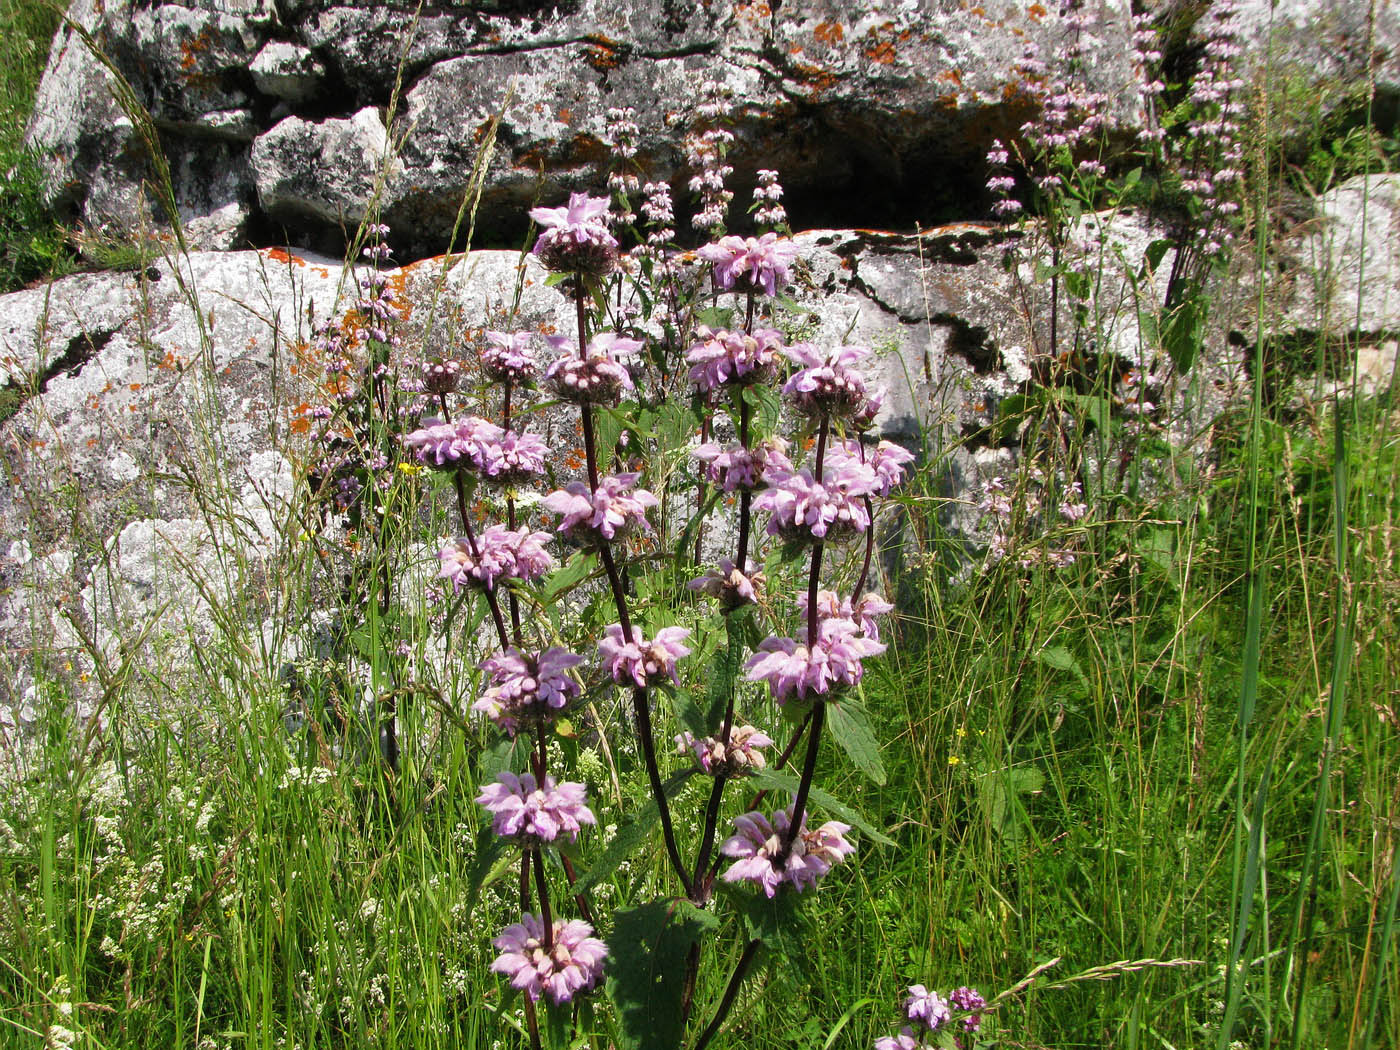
[575,771,698,894]
[1161,287,1206,373]
[1057,392,1113,433]
[993,392,1038,443]
[658,683,707,740]
[973,763,1045,845]
[737,887,804,956]
[606,900,719,1050]
[746,767,894,847]
[462,825,513,916]
[695,306,736,329]
[1034,645,1089,692]
[542,551,593,603]
[824,699,886,786]
[704,614,749,733]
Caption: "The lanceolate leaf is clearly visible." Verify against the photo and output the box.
[705,613,749,732]
[746,767,894,847]
[606,900,719,1050]
[575,771,698,894]
[824,698,887,786]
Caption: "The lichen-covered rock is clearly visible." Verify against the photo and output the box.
[250,40,326,102]
[252,108,399,226]
[27,0,1145,251]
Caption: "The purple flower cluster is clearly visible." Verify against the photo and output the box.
[544,333,641,404]
[744,615,886,704]
[473,647,583,735]
[529,193,620,277]
[476,771,596,843]
[676,725,773,774]
[692,437,790,492]
[875,984,986,1049]
[752,466,872,543]
[403,417,548,483]
[698,233,799,297]
[721,806,855,897]
[782,344,878,421]
[799,590,894,642]
[688,558,764,609]
[491,914,608,1005]
[403,416,500,470]
[438,526,553,592]
[752,168,787,228]
[542,473,658,547]
[598,624,692,688]
[481,330,538,384]
[685,326,785,391]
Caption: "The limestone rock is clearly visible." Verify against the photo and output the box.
[1281,173,1400,337]
[249,40,326,102]
[252,108,400,227]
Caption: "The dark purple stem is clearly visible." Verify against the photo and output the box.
[784,416,831,860]
[532,846,554,947]
[693,938,763,1050]
[436,394,512,650]
[573,283,692,896]
[502,378,523,642]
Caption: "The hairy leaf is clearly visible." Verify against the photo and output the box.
[607,900,719,1050]
[746,767,894,847]
[575,771,698,894]
[825,699,887,786]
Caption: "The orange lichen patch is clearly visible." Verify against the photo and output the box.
[1027,2,1047,18]
[788,42,805,55]
[178,29,211,73]
[865,39,897,65]
[557,107,574,124]
[128,383,142,392]
[941,68,964,86]
[87,437,98,448]
[311,266,330,278]
[386,270,413,322]
[263,247,307,267]
[789,60,840,95]
[583,45,621,72]
[813,19,844,43]
[735,0,771,19]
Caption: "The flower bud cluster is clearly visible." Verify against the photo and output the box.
[477,771,596,843]
[686,326,785,390]
[676,724,773,774]
[597,624,693,688]
[745,613,887,705]
[752,168,787,228]
[542,473,658,548]
[699,234,799,298]
[875,984,987,1049]
[544,333,640,404]
[438,526,553,592]
[529,192,620,277]
[473,648,584,735]
[402,416,548,483]
[490,914,608,1005]
[481,330,538,384]
[720,807,856,897]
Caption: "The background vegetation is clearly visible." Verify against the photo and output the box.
[0,6,1396,1050]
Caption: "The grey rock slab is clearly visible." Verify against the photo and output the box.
[1280,173,1400,337]
[249,40,327,101]
[252,108,401,226]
